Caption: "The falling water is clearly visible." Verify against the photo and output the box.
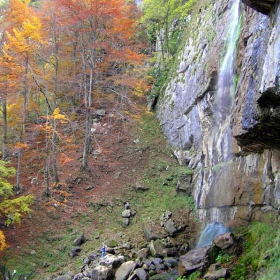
[196,222,231,248]
[215,0,241,120]
[195,0,241,224]
[210,0,241,166]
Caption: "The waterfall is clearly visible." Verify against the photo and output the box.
[195,0,241,221]
[211,0,241,166]
[215,0,241,120]
[212,0,241,163]
[196,222,231,248]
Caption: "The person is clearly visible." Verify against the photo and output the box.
[101,243,106,258]
[124,201,130,210]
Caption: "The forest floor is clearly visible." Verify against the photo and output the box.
[0,93,197,279]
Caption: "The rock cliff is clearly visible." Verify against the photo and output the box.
[156,0,280,227]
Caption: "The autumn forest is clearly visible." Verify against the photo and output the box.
[0,0,153,248]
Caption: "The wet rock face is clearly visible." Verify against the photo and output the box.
[233,2,280,154]
[156,0,280,226]
[242,0,276,14]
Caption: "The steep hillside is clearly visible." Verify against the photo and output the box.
[0,93,197,279]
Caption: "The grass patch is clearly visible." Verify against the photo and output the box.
[231,222,280,280]
[130,111,195,221]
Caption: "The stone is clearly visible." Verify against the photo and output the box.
[150,257,163,266]
[55,276,73,280]
[176,173,193,196]
[137,248,150,259]
[88,253,98,261]
[178,246,212,276]
[163,219,178,236]
[134,182,149,192]
[162,247,178,257]
[91,265,113,280]
[122,210,131,218]
[128,268,149,280]
[204,265,228,280]
[123,218,130,227]
[82,269,92,278]
[99,254,125,269]
[73,273,84,280]
[149,240,165,257]
[164,257,179,268]
[115,261,136,280]
[74,234,86,246]
[68,247,82,258]
[55,272,74,280]
[213,232,235,250]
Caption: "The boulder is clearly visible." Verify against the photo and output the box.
[122,210,131,218]
[123,218,130,227]
[164,257,179,268]
[127,268,149,280]
[73,273,84,280]
[91,265,114,280]
[115,261,136,280]
[178,245,213,277]
[55,273,74,280]
[213,232,234,250]
[162,247,178,257]
[99,254,125,269]
[150,257,163,266]
[82,269,92,278]
[74,234,86,246]
[163,220,178,236]
[137,248,150,259]
[68,247,82,258]
[134,182,149,192]
[204,263,228,280]
[176,174,193,195]
[149,240,165,257]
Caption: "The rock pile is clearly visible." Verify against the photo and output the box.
[48,210,241,280]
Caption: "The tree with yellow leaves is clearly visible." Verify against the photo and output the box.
[0,160,34,252]
[44,108,68,196]
[2,0,43,141]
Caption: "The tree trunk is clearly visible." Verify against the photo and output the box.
[2,94,8,160]
[45,111,51,197]
[52,118,59,183]
[22,52,29,141]
[82,108,91,169]
[16,149,21,189]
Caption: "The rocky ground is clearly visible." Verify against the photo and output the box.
[0,94,199,279]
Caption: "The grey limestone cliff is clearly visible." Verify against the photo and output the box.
[156,0,280,227]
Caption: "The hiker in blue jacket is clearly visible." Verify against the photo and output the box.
[101,243,106,257]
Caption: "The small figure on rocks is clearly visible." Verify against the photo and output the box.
[101,243,107,258]
[124,201,130,210]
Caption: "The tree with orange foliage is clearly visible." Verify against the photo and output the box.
[2,0,43,141]
[53,0,147,168]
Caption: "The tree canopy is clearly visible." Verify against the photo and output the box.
[0,0,150,249]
